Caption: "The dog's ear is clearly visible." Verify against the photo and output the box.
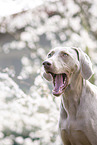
[73,47,93,80]
[43,72,52,81]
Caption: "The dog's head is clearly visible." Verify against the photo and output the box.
[43,47,93,96]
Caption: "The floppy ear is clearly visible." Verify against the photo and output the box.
[73,47,93,80]
[43,72,52,81]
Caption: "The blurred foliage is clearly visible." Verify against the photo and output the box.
[0,0,97,145]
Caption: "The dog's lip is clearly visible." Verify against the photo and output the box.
[48,72,69,96]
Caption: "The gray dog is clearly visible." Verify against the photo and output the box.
[43,47,97,145]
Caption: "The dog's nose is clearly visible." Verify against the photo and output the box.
[43,61,51,68]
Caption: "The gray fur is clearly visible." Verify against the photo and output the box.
[43,47,97,145]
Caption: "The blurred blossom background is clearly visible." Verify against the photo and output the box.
[0,0,97,145]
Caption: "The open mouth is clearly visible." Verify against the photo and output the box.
[50,73,68,96]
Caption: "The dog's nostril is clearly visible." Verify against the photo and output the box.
[43,61,51,67]
[47,62,51,66]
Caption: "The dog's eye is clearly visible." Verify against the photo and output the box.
[63,52,68,56]
[63,53,68,56]
[48,53,52,58]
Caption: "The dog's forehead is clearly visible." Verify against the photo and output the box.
[50,47,77,57]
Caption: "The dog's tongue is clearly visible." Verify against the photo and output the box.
[53,74,63,96]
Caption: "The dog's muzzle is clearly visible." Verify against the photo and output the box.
[43,61,68,96]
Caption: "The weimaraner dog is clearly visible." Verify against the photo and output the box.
[43,47,97,145]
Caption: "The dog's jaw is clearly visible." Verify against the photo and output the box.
[50,73,69,96]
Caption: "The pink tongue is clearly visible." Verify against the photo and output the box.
[54,74,63,93]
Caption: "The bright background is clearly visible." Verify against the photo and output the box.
[0,0,97,145]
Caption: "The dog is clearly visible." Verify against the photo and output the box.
[42,47,97,145]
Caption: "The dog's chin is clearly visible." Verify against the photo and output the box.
[50,73,68,97]
[52,90,63,97]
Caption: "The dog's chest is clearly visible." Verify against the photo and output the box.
[63,118,91,145]
[65,117,83,134]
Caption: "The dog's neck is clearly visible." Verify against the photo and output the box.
[62,71,83,119]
